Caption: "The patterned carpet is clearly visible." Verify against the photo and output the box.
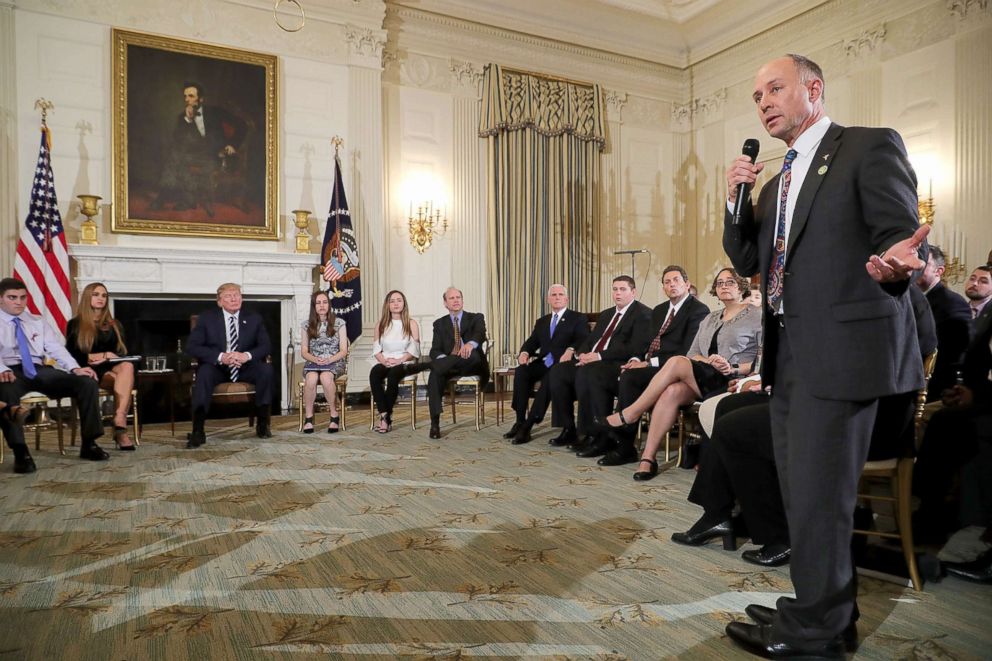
[0,403,989,660]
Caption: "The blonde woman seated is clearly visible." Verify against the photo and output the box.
[593,268,761,481]
[369,290,421,433]
[65,283,136,450]
[301,291,349,434]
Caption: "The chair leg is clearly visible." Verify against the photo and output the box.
[449,382,457,424]
[411,381,417,430]
[298,382,305,432]
[131,389,140,446]
[896,459,923,591]
[55,404,65,456]
[474,385,481,431]
[369,396,376,431]
[339,389,347,431]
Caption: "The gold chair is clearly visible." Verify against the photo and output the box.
[21,392,69,456]
[369,372,420,430]
[445,340,491,431]
[853,349,939,592]
[298,375,348,432]
[68,387,140,448]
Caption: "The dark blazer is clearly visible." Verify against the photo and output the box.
[519,309,590,364]
[174,105,247,161]
[724,124,924,400]
[924,282,972,399]
[909,284,938,359]
[634,296,710,364]
[429,311,487,361]
[577,301,652,362]
[186,307,271,365]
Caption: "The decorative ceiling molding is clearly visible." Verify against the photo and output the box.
[345,24,387,58]
[843,24,886,58]
[671,88,726,129]
[449,59,484,96]
[947,0,990,18]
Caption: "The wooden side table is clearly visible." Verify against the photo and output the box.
[137,369,177,437]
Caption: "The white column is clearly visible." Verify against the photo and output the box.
[0,2,17,277]
[602,89,626,293]
[850,67,881,127]
[955,27,992,269]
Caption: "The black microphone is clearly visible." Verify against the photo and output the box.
[614,249,648,255]
[732,139,761,225]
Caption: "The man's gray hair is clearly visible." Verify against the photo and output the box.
[547,283,568,296]
[787,53,825,101]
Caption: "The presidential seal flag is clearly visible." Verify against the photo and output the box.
[321,151,362,343]
[14,125,71,338]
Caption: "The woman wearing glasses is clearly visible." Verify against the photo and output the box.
[593,267,761,480]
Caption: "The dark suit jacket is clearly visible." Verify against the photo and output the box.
[519,309,590,365]
[429,311,487,361]
[186,307,271,365]
[634,296,711,364]
[576,301,652,363]
[924,282,972,399]
[174,105,247,161]
[723,123,924,400]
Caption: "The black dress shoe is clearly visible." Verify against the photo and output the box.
[256,424,273,439]
[511,421,534,445]
[744,605,859,652]
[186,429,206,449]
[742,544,791,567]
[503,422,523,439]
[598,447,638,466]
[80,444,110,461]
[632,458,659,481]
[671,515,737,550]
[590,413,636,434]
[944,549,992,584]
[549,428,576,447]
[725,621,845,659]
[429,424,441,440]
[576,437,611,458]
[13,456,37,474]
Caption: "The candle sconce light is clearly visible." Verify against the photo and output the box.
[408,201,448,254]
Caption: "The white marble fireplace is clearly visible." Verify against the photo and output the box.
[68,244,321,411]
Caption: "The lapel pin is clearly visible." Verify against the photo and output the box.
[817,165,828,175]
[822,154,830,160]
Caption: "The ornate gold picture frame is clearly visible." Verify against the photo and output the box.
[112,29,279,240]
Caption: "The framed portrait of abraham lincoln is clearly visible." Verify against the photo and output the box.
[112,29,279,240]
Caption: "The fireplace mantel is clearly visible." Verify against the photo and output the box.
[68,244,322,410]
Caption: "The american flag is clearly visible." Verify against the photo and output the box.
[14,127,71,337]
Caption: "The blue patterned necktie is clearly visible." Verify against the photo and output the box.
[13,317,38,379]
[544,313,559,367]
[227,314,240,382]
[766,148,798,311]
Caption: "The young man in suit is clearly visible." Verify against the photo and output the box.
[186,283,274,448]
[599,265,710,465]
[506,284,590,445]
[723,54,928,658]
[915,245,971,400]
[547,275,651,451]
[965,265,992,323]
[426,287,488,439]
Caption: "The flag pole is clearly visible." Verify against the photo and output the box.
[327,136,344,295]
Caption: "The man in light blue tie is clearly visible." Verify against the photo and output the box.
[0,277,106,473]
[506,284,590,445]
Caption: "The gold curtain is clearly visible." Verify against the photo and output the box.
[479,64,605,358]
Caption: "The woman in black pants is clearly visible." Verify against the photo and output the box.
[369,290,421,432]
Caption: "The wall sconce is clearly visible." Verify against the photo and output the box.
[77,194,101,245]
[408,201,447,254]
[918,179,934,227]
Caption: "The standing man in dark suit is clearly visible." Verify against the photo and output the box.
[153,81,246,216]
[426,287,488,439]
[915,245,971,400]
[723,54,929,658]
[506,284,590,445]
[599,265,710,465]
[547,275,651,450]
[186,283,273,448]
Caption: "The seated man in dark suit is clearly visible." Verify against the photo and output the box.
[547,275,651,451]
[426,287,489,439]
[506,284,590,445]
[916,245,971,400]
[599,265,710,465]
[0,277,108,473]
[186,282,274,447]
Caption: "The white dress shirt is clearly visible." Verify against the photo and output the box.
[0,309,80,373]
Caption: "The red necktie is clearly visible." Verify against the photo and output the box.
[647,308,675,356]
[593,312,622,353]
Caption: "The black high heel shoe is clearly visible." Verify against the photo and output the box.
[113,426,136,451]
[671,515,738,551]
[327,415,340,433]
[591,411,637,435]
[302,416,315,434]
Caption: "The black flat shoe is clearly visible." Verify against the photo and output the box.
[80,444,110,461]
[726,621,845,659]
[671,515,736,550]
[590,412,636,434]
[632,458,658,481]
[598,447,638,466]
[744,605,858,652]
[549,428,576,447]
[13,456,37,474]
[742,544,791,567]
[503,422,522,439]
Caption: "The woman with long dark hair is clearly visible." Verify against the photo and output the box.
[301,290,349,433]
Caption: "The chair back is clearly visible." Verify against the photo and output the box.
[914,349,939,445]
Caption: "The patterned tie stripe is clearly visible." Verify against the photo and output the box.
[766,149,798,311]
[452,317,462,353]
[228,315,240,382]
[647,308,676,356]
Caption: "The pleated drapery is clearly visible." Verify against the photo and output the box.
[480,64,605,357]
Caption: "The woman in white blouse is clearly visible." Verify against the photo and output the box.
[369,290,421,432]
